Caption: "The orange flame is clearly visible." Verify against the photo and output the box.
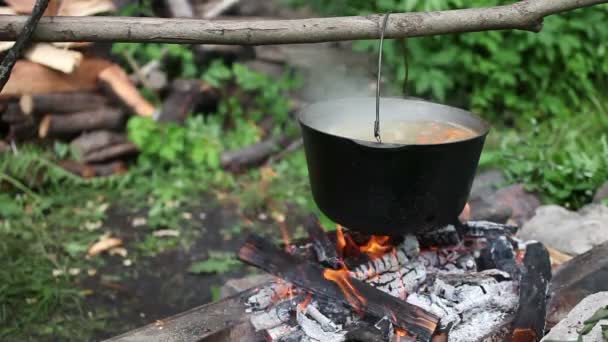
[336,225,347,258]
[323,265,366,313]
[395,328,409,341]
[359,235,392,258]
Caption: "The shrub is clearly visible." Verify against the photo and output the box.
[286,0,608,123]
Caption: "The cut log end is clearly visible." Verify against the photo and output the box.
[19,94,33,115]
[38,115,51,138]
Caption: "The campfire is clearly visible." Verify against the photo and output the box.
[238,217,551,342]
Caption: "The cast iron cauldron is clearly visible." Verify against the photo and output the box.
[298,97,490,235]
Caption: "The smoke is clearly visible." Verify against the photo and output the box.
[284,43,376,103]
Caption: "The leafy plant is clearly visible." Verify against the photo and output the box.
[287,0,608,123]
[188,251,241,274]
[481,104,608,208]
[128,115,223,170]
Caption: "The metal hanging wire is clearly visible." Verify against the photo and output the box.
[374,12,391,144]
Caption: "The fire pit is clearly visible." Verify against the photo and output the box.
[106,217,551,342]
[238,218,549,342]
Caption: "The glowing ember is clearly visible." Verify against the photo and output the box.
[323,266,366,313]
[270,280,294,303]
[298,293,313,310]
[336,225,347,258]
[359,235,392,258]
[395,328,410,342]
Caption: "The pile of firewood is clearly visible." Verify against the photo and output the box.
[0,0,301,178]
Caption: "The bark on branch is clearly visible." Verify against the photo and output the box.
[0,0,606,45]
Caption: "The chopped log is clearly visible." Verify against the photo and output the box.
[193,44,255,64]
[70,130,128,158]
[221,135,294,172]
[58,160,128,178]
[156,79,206,124]
[511,242,551,342]
[546,240,608,328]
[201,0,241,19]
[5,0,59,15]
[57,0,116,17]
[0,58,112,97]
[98,64,155,117]
[254,46,288,64]
[1,103,27,124]
[81,142,138,163]
[2,103,38,141]
[8,121,37,141]
[38,107,125,139]
[104,286,265,342]
[24,43,83,73]
[305,214,341,269]
[164,0,194,18]
[20,92,108,116]
[238,234,439,341]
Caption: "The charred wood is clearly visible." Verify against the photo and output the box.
[511,242,551,342]
[19,92,108,116]
[105,286,263,342]
[238,234,439,341]
[221,135,294,172]
[546,240,608,328]
[38,107,125,139]
[305,214,341,269]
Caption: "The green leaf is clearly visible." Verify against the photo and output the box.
[188,251,241,274]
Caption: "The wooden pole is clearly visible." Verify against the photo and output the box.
[0,0,606,45]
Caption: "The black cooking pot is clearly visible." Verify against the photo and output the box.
[298,97,490,236]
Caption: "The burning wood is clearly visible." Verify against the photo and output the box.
[238,234,439,341]
[240,220,542,342]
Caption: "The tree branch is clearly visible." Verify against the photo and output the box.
[0,0,49,91]
[0,0,605,45]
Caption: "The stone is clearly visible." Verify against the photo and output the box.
[493,184,541,225]
[593,181,608,204]
[541,292,608,342]
[468,171,540,225]
[220,273,275,299]
[546,241,608,327]
[519,204,608,255]
[470,169,507,201]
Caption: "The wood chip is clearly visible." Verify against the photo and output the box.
[24,43,83,74]
[5,0,60,15]
[58,0,116,16]
[0,58,112,97]
[87,236,123,257]
[98,64,155,117]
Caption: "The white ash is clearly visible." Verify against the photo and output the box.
[296,304,346,342]
[266,324,298,340]
[247,223,520,342]
[407,278,518,341]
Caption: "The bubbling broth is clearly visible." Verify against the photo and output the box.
[341,120,478,144]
